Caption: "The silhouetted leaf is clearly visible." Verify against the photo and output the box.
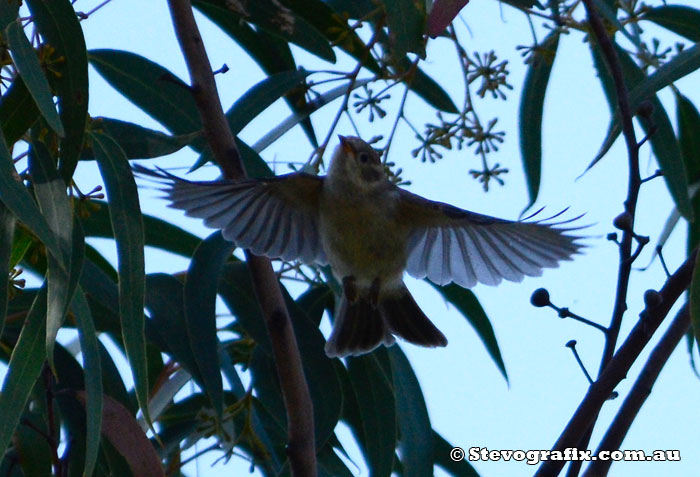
[72,287,103,477]
[28,135,79,372]
[81,200,201,258]
[0,286,47,458]
[184,232,233,421]
[676,91,700,182]
[192,70,310,171]
[0,129,63,265]
[0,77,40,146]
[0,204,14,339]
[5,21,64,136]
[145,273,202,384]
[193,0,335,62]
[81,118,198,160]
[89,49,201,139]
[92,131,150,425]
[429,282,508,382]
[26,0,89,181]
[433,430,479,476]
[643,5,700,42]
[347,350,396,477]
[427,0,470,38]
[389,347,433,476]
[519,31,559,212]
[588,42,692,219]
[77,392,165,477]
[381,0,425,58]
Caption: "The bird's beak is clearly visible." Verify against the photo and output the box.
[338,135,353,154]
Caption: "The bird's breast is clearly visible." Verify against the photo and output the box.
[319,187,407,286]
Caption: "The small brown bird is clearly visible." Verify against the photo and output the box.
[134,136,583,357]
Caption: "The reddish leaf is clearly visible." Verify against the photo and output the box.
[427,0,470,38]
[76,392,164,477]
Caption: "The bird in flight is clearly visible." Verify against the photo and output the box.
[134,136,583,357]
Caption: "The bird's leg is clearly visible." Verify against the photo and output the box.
[369,278,381,308]
[342,276,358,303]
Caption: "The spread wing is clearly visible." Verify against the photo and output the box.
[397,189,584,287]
[133,165,327,264]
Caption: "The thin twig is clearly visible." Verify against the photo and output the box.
[584,305,690,476]
[535,249,697,477]
[166,1,316,474]
[562,2,643,474]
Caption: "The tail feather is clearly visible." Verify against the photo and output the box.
[324,295,394,358]
[325,284,447,357]
[380,287,447,348]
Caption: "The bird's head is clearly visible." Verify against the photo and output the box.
[328,136,386,190]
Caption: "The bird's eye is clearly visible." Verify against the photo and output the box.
[358,152,370,164]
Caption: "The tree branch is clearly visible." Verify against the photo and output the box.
[535,249,696,477]
[565,2,642,474]
[583,305,690,476]
[166,1,316,474]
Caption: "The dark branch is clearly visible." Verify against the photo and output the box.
[584,305,690,476]
[535,249,696,477]
[166,1,316,474]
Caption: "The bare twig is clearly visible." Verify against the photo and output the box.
[166,1,316,474]
[584,305,690,476]
[535,249,696,476]
[562,2,643,474]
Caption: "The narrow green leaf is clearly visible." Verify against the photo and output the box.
[690,252,700,355]
[676,92,700,182]
[81,200,201,258]
[0,0,19,29]
[72,287,103,477]
[592,0,641,50]
[219,261,271,351]
[389,347,433,477]
[433,430,479,476]
[0,119,64,271]
[284,288,342,448]
[0,77,40,146]
[429,282,508,382]
[284,0,382,74]
[0,204,14,339]
[347,350,396,477]
[497,0,542,9]
[91,131,150,425]
[408,64,460,114]
[26,0,89,182]
[588,42,700,177]
[192,70,310,171]
[324,0,376,19]
[188,4,318,147]
[519,31,559,211]
[318,440,354,476]
[28,136,78,372]
[0,286,47,458]
[89,49,201,138]
[642,5,700,42]
[184,232,233,421]
[193,0,335,62]
[145,273,203,384]
[297,285,334,326]
[253,78,372,152]
[15,411,52,477]
[5,21,64,136]
[81,118,199,160]
[588,42,692,219]
[381,0,425,59]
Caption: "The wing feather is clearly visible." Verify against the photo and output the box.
[133,165,326,264]
[398,188,584,288]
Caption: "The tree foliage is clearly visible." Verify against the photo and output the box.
[0,0,699,475]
